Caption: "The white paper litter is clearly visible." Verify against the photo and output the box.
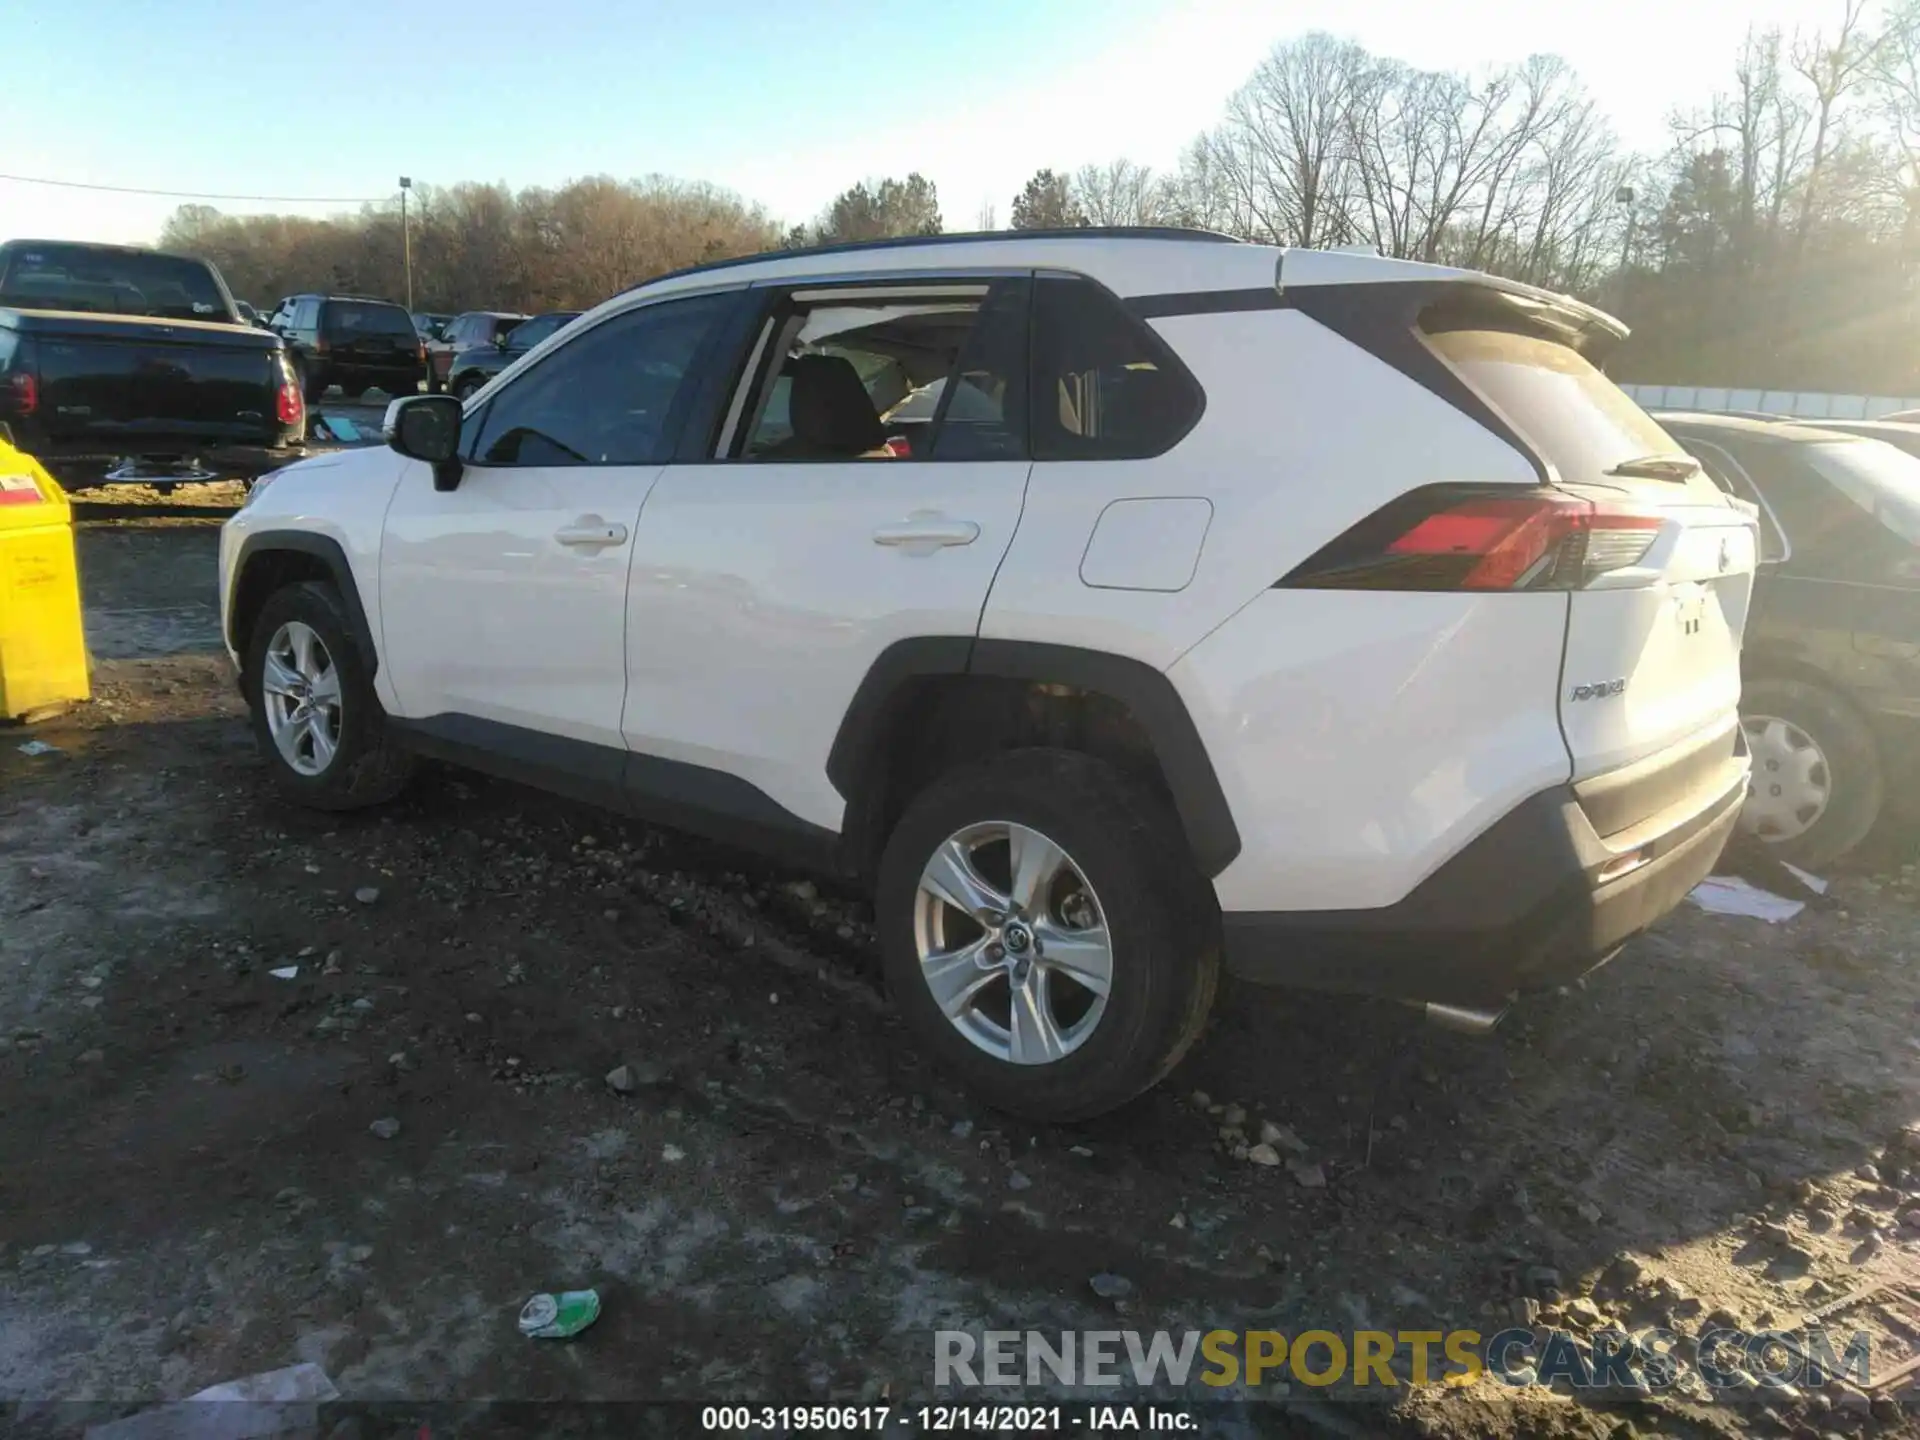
[17,740,59,757]
[267,966,299,980]
[1687,875,1805,923]
[85,1363,338,1440]
[1782,862,1829,895]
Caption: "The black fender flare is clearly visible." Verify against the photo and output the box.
[227,530,378,674]
[826,637,1242,878]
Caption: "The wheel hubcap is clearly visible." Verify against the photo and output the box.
[1739,713,1831,842]
[260,620,342,777]
[911,820,1111,1066]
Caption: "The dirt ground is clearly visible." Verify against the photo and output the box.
[6,501,1920,1439]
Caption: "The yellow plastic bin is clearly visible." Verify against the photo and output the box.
[0,439,90,720]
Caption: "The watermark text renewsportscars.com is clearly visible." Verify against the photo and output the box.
[934,1326,1875,1393]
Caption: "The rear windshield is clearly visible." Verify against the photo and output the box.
[0,244,231,322]
[1804,439,1920,545]
[1423,325,1677,480]
[326,302,416,336]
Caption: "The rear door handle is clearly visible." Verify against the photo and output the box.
[873,512,980,552]
[555,517,628,549]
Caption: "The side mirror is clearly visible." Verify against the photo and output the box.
[386,394,465,491]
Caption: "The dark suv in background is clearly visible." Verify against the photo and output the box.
[444,310,580,397]
[273,295,425,401]
[427,311,527,392]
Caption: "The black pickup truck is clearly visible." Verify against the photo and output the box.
[0,239,306,485]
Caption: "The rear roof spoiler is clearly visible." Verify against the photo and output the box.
[1276,250,1628,360]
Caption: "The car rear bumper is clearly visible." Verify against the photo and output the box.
[1221,740,1748,1009]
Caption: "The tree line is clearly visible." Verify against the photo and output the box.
[159,1,1920,393]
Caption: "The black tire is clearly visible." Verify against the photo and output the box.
[1740,676,1883,868]
[877,748,1219,1122]
[453,374,484,401]
[298,361,325,403]
[242,581,415,811]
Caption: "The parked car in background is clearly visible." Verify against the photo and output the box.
[0,238,304,486]
[1661,411,1920,866]
[274,294,426,401]
[221,230,1757,1119]
[443,309,580,397]
[412,311,452,343]
[426,310,527,392]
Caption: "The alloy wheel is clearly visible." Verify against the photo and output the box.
[911,820,1112,1065]
[260,621,342,777]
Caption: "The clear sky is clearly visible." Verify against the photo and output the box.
[1,0,1829,246]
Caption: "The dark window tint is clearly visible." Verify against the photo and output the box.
[326,302,415,336]
[472,294,727,467]
[0,243,229,322]
[1030,276,1200,460]
[1722,436,1901,579]
[930,280,1028,461]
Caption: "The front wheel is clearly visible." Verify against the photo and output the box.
[1740,677,1884,868]
[453,374,485,401]
[876,748,1219,1122]
[243,581,415,811]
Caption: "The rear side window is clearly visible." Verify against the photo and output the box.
[326,302,415,336]
[1030,277,1200,460]
[1423,323,1680,483]
[293,298,319,328]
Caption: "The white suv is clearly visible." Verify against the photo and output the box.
[219,229,1758,1120]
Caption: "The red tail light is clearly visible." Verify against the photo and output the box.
[4,371,37,417]
[1279,486,1663,592]
[884,434,912,457]
[275,363,304,427]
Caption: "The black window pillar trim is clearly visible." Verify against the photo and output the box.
[825,636,1242,879]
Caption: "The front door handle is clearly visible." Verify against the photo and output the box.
[873,512,980,552]
[555,516,628,549]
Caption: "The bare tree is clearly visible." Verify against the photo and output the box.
[1791,0,1888,244]
[1071,159,1170,226]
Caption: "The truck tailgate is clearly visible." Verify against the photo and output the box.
[27,313,282,447]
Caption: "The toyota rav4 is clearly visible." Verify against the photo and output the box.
[218,229,1758,1120]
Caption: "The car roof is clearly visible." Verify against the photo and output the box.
[1655,411,1871,445]
[615,229,1603,323]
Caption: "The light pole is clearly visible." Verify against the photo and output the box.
[399,176,414,312]
[1613,184,1637,316]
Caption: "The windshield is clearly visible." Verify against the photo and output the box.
[327,302,416,336]
[0,244,232,322]
[1804,439,1920,545]
[1423,323,1681,481]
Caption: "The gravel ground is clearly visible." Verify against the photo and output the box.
[3,514,1920,1439]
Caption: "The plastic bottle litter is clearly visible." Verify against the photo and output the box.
[519,1288,601,1339]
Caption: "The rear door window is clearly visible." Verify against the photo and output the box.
[725,279,1030,463]
[1030,276,1201,461]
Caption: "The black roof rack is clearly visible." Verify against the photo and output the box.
[618,225,1245,298]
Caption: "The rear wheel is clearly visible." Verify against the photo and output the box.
[1739,677,1883,868]
[243,582,414,811]
[877,749,1218,1122]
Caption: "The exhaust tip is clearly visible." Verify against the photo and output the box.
[1422,1001,1509,1035]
